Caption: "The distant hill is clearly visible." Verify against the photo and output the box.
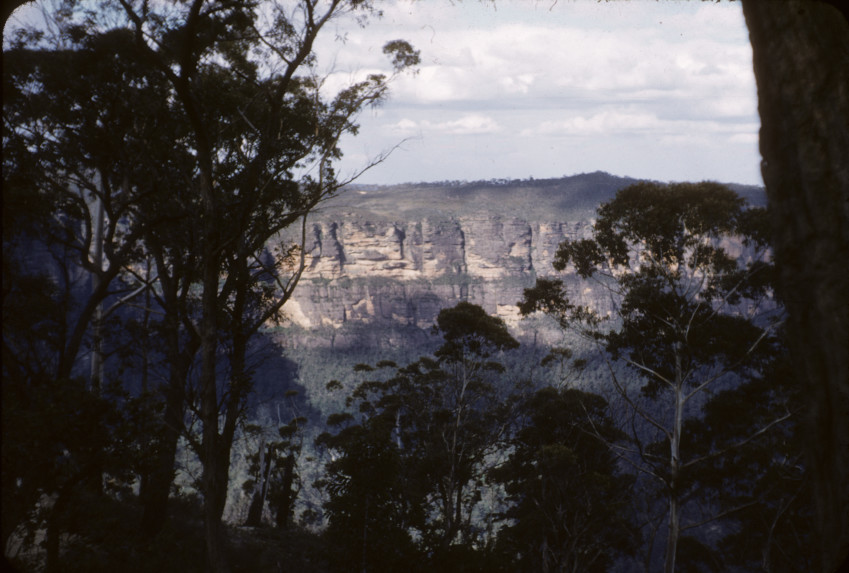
[330,171,766,222]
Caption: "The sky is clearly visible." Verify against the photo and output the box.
[5,0,763,187]
[316,0,762,187]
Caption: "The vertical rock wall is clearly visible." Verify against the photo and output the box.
[285,214,598,330]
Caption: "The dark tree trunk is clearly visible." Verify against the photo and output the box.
[45,474,85,573]
[45,492,68,573]
[140,248,199,540]
[140,435,177,539]
[742,2,849,571]
[140,365,190,539]
[213,254,255,527]
[200,269,229,571]
[276,453,296,530]
[245,492,263,528]
[245,441,273,527]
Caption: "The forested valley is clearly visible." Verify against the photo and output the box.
[1,2,829,572]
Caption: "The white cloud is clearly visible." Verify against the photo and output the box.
[6,0,761,186]
[390,114,502,136]
[525,110,660,137]
[499,74,535,95]
[523,109,758,140]
[319,0,761,185]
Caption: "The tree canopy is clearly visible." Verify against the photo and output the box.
[3,2,418,570]
[521,181,807,572]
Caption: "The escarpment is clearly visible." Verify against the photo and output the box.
[274,173,767,346]
[286,215,591,331]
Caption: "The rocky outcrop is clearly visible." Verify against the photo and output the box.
[284,214,592,330]
[278,173,766,344]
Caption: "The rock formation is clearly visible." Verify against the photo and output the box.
[277,173,765,346]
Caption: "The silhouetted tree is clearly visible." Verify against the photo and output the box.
[521,182,787,572]
[683,327,816,571]
[319,302,522,571]
[4,2,419,569]
[491,386,636,572]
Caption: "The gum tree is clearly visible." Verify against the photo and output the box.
[318,302,521,570]
[490,386,636,572]
[521,182,784,572]
[5,1,418,569]
[2,25,181,562]
[111,2,418,569]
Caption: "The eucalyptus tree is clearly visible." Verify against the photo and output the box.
[491,386,636,573]
[5,1,418,569]
[2,25,161,387]
[682,327,815,571]
[2,24,182,563]
[115,1,417,569]
[318,302,522,570]
[110,3,415,570]
[521,182,787,572]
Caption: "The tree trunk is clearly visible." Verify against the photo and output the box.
[361,496,369,573]
[259,445,274,515]
[141,425,179,539]
[141,362,190,539]
[45,494,65,573]
[742,2,849,571]
[664,346,684,573]
[89,188,104,395]
[86,185,106,496]
[197,160,229,572]
[45,477,79,573]
[276,453,295,530]
[141,249,198,539]
[245,437,269,527]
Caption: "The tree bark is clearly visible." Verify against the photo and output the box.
[245,437,269,527]
[140,355,193,539]
[276,453,296,530]
[664,346,684,573]
[742,2,849,571]
[198,162,229,572]
[139,242,199,538]
[89,189,104,395]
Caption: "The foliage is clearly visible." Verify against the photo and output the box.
[682,328,816,571]
[0,374,159,566]
[3,1,418,569]
[520,181,795,571]
[5,490,332,573]
[317,303,524,570]
[317,411,420,572]
[491,386,636,572]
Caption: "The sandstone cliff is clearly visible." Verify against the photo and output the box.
[286,216,593,328]
[276,172,766,347]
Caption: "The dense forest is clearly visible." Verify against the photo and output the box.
[3,1,845,573]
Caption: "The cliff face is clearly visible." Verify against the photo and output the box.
[279,173,641,339]
[285,216,591,329]
[278,173,767,345]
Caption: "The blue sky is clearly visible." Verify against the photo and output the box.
[317,0,762,186]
